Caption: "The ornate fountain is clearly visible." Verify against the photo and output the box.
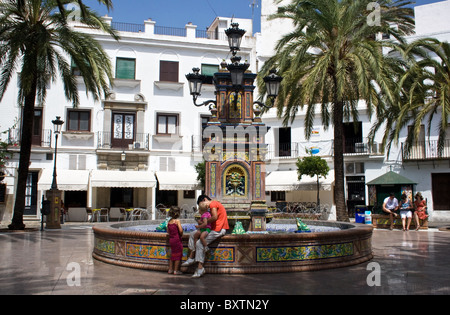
[92,24,373,274]
[185,23,281,232]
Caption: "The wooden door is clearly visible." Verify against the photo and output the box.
[432,173,450,210]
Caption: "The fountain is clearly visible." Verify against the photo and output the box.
[92,218,373,273]
[92,23,373,273]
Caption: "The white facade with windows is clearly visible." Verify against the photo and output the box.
[257,0,450,221]
[0,0,449,223]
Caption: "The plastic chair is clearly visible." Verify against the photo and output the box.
[98,208,109,222]
[130,209,143,221]
[110,207,126,221]
[86,207,93,222]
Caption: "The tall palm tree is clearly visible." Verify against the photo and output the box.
[258,0,414,221]
[0,0,119,230]
[371,38,450,158]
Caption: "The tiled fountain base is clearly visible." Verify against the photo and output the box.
[92,220,373,274]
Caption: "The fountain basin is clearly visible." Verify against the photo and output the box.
[92,220,373,274]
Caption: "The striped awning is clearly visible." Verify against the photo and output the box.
[90,170,157,188]
[38,169,90,191]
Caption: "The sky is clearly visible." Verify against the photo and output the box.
[83,0,446,35]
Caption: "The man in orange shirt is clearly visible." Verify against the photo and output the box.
[182,195,229,278]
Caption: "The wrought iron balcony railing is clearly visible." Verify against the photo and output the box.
[97,131,150,150]
[402,139,450,161]
[4,128,52,148]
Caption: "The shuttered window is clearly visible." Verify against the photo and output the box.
[157,114,178,135]
[159,60,179,82]
[201,64,218,84]
[116,58,136,80]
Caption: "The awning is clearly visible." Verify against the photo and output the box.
[38,169,90,191]
[366,171,416,186]
[265,170,334,191]
[90,170,157,188]
[156,171,201,190]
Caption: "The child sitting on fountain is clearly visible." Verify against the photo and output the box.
[194,204,212,253]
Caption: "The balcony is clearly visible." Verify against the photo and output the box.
[402,139,450,161]
[343,138,383,156]
[4,128,52,148]
[97,131,150,150]
[266,143,299,160]
[110,22,228,41]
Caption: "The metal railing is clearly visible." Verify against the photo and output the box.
[111,22,145,33]
[402,139,450,161]
[97,131,150,150]
[4,128,52,148]
[111,22,228,41]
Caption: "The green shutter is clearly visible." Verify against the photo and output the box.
[201,64,218,77]
[116,58,136,79]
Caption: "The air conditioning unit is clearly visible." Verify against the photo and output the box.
[346,162,365,174]
[345,162,355,174]
[133,141,142,149]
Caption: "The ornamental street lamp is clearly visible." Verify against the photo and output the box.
[51,116,64,190]
[185,24,283,219]
[47,116,64,229]
[186,23,282,111]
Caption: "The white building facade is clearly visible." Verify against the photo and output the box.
[257,0,450,222]
[0,0,449,224]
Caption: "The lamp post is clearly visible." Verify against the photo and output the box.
[51,116,64,190]
[186,23,282,111]
[46,116,64,229]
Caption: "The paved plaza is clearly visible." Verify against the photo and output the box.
[0,222,449,296]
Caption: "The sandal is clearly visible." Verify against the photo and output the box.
[173,271,183,275]
[168,269,174,274]
[415,226,420,231]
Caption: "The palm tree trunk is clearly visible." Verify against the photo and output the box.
[8,81,37,230]
[332,75,349,222]
[333,105,348,222]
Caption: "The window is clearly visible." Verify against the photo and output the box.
[343,122,363,154]
[157,114,178,135]
[32,109,42,146]
[276,127,291,157]
[116,58,136,80]
[271,191,286,202]
[159,61,179,82]
[201,64,219,84]
[71,59,81,76]
[68,110,90,131]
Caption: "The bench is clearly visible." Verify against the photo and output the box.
[371,214,428,230]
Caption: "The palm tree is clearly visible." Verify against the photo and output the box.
[0,0,119,230]
[371,38,450,158]
[258,0,414,221]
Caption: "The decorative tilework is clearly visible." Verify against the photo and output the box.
[256,242,354,262]
[125,243,191,261]
[95,238,115,254]
[126,243,168,260]
[207,247,235,263]
[255,164,261,199]
[210,163,216,198]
